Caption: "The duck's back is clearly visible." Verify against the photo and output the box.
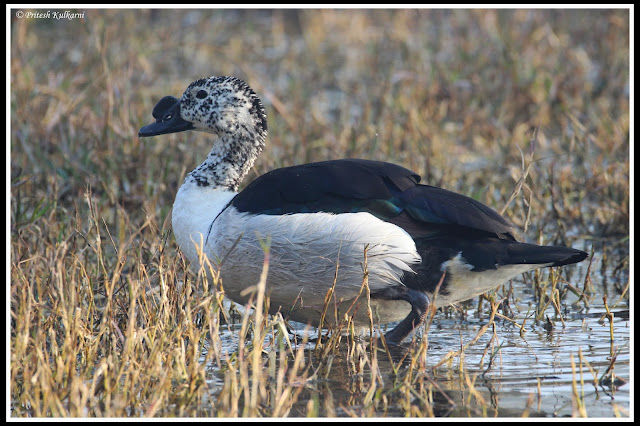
[231,158,514,238]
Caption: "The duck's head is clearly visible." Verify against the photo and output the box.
[139,76,267,139]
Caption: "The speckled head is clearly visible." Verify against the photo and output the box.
[181,76,267,135]
[139,76,267,141]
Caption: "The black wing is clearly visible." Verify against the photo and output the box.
[231,158,514,238]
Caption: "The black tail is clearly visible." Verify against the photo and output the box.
[413,236,588,272]
[501,242,588,267]
[401,237,588,295]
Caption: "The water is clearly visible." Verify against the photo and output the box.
[422,308,630,417]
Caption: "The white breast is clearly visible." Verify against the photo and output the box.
[171,183,236,264]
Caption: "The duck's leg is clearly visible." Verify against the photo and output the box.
[374,286,430,344]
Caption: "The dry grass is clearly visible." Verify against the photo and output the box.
[10,8,629,418]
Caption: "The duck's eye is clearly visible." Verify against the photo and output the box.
[164,114,173,121]
[196,90,208,99]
